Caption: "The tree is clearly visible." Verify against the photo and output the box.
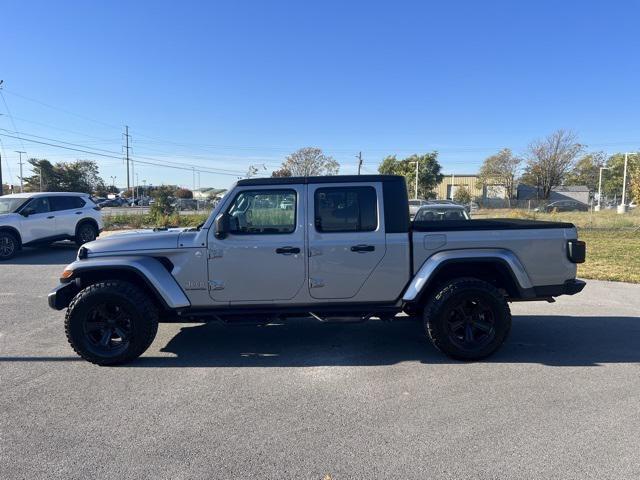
[276,147,339,176]
[630,154,640,203]
[601,153,628,198]
[378,152,443,199]
[150,185,176,217]
[271,167,292,177]
[478,148,521,202]
[453,185,472,204]
[564,152,606,192]
[23,158,104,193]
[174,188,193,199]
[523,130,583,199]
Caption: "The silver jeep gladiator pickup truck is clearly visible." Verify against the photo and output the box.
[48,175,586,365]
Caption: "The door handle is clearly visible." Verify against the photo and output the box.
[75,211,82,215]
[275,246,300,255]
[47,216,55,219]
[350,244,375,252]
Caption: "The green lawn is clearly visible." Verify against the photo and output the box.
[577,229,640,283]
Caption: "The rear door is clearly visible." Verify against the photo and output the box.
[49,196,86,236]
[207,186,306,303]
[307,182,386,299]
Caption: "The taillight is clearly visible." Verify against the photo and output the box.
[567,240,586,264]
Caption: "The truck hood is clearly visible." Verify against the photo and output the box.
[83,228,189,254]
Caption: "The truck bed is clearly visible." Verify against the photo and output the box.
[410,219,578,287]
[412,218,575,232]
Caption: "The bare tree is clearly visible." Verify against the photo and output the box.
[277,147,339,177]
[524,130,583,199]
[478,148,521,204]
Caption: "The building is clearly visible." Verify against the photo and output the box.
[434,174,510,201]
[435,174,482,200]
[516,185,590,204]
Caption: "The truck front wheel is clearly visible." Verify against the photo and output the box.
[424,279,511,361]
[64,280,159,365]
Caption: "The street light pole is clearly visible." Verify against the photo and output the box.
[595,167,609,211]
[413,161,419,199]
[618,152,638,214]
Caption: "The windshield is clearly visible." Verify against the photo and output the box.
[414,207,470,221]
[0,198,28,214]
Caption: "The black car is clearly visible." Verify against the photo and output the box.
[541,200,589,213]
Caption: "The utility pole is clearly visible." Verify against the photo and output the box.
[192,167,196,191]
[110,176,117,188]
[595,167,609,211]
[16,151,25,193]
[123,126,131,197]
[357,152,363,175]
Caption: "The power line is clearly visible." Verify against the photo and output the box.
[0,129,246,175]
[0,87,27,155]
[1,88,122,131]
[0,132,245,176]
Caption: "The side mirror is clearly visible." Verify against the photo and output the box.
[214,212,230,239]
[21,207,35,217]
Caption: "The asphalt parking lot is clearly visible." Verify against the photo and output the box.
[1,243,639,480]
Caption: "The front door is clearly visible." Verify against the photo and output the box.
[208,186,306,303]
[307,182,386,299]
[19,197,56,243]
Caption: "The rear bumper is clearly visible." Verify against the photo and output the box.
[533,279,586,298]
[48,282,78,310]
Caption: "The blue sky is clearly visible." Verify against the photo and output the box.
[1,0,639,189]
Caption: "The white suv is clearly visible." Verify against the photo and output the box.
[0,192,103,260]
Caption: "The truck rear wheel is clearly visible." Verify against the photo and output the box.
[424,279,511,360]
[65,280,159,365]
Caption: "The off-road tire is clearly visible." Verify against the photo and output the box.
[424,278,511,361]
[0,231,19,260]
[75,222,98,246]
[65,280,159,365]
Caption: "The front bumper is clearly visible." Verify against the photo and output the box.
[47,282,78,310]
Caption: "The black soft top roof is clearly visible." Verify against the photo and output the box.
[237,175,404,186]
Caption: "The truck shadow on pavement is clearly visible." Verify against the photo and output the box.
[2,243,78,265]
[124,314,640,368]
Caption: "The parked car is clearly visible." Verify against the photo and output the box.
[413,203,470,222]
[49,175,585,365]
[173,199,199,211]
[408,199,429,218]
[99,197,129,208]
[0,192,103,260]
[537,200,589,213]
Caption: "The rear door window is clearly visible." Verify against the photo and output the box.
[314,186,377,232]
[50,196,85,211]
